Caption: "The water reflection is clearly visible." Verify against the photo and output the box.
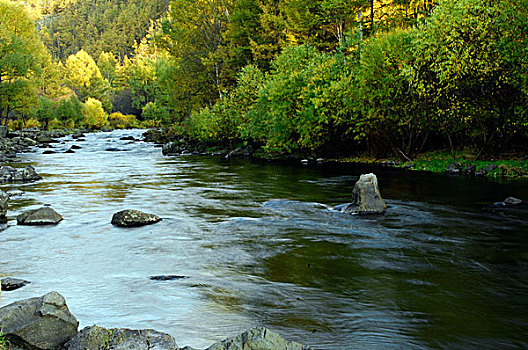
[0,130,527,349]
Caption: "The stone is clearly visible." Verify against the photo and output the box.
[64,326,177,350]
[162,142,182,156]
[0,125,8,138]
[120,136,136,141]
[343,173,387,215]
[225,145,254,159]
[446,162,461,175]
[462,165,476,176]
[64,148,75,154]
[206,327,311,350]
[6,188,24,197]
[17,207,63,225]
[111,209,162,227]
[70,145,82,149]
[503,197,522,207]
[43,150,57,154]
[0,165,42,184]
[0,190,8,223]
[1,277,31,291]
[149,275,187,281]
[72,133,85,139]
[0,291,78,349]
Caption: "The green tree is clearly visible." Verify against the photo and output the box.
[0,1,47,125]
[33,96,55,129]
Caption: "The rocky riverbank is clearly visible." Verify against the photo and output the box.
[0,292,311,350]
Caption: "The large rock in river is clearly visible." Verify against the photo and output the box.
[343,173,387,215]
[0,291,78,349]
[64,325,177,350]
[17,207,63,225]
[111,209,162,227]
[206,327,311,350]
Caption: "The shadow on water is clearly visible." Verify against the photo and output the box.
[1,130,527,349]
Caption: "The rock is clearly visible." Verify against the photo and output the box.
[70,145,82,150]
[0,190,8,223]
[503,197,522,207]
[17,207,63,225]
[120,136,136,141]
[6,188,24,197]
[206,327,311,350]
[23,137,37,146]
[72,133,85,139]
[225,145,254,159]
[149,275,187,281]
[0,125,8,138]
[343,173,387,215]
[106,147,126,152]
[446,162,461,175]
[1,277,31,291]
[36,134,53,143]
[0,291,78,349]
[64,148,75,154]
[462,165,476,176]
[0,165,42,184]
[162,142,183,156]
[43,150,57,154]
[64,325,177,350]
[111,209,162,227]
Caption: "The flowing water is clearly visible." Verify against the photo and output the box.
[1,130,527,349]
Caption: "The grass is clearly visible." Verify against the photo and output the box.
[336,150,528,178]
[0,329,10,350]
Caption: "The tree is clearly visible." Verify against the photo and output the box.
[33,96,55,130]
[65,49,112,111]
[82,97,108,129]
[0,1,47,125]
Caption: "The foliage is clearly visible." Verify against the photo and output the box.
[65,49,112,110]
[56,95,84,126]
[33,96,55,129]
[82,97,108,129]
[0,1,47,125]
[108,111,138,129]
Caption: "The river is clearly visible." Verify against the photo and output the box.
[1,130,527,349]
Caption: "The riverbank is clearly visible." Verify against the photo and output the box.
[144,129,528,179]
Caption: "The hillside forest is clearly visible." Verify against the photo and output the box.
[1,0,527,160]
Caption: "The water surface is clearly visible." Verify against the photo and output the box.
[1,130,527,349]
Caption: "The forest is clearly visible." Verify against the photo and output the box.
[1,0,527,161]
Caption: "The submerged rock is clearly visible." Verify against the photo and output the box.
[64,326,177,350]
[111,209,162,227]
[17,207,63,225]
[0,291,78,349]
[150,275,187,281]
[1,277,31,291]
[343,173,387,215]
[206,327,311,350]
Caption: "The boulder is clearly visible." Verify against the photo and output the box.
[225,145,254,159]
[343,173,387,215]
[70,145,82,150]
[206,327,311,350]
[0,190,8,223]
[446,162,462,175]
[111,210,162,227]
[1,277,31,291]
[502,197,523,207]
[17,207,63,225]
[6,188,24,197]
[0,125,8,138]
[462,165,476,176]
[0,165,42,184]
[0,291,78,349]
[64,326,177,350]
[162,142,183,156]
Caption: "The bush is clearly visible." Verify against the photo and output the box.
[108,112,138,129]
[82,98,108,129]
